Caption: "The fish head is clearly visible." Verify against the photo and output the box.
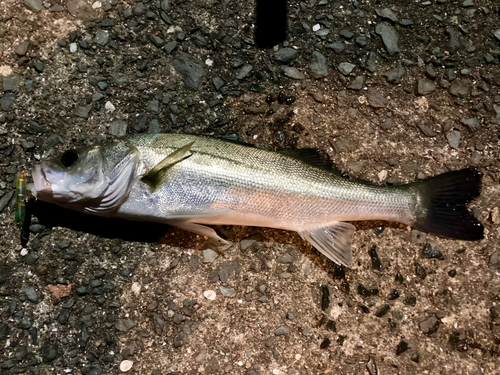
[32,141,141,211]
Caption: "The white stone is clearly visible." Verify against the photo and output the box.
[105,101,115,112]
[120,360,133,372]
[312,24,321,32]
[131,282,141,295]
[69,43,77,53]
[203,290,216,300]
[92,1,102,9]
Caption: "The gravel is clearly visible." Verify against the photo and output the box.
[1,1,499,374]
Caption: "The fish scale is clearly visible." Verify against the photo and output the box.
[124,134,415,226]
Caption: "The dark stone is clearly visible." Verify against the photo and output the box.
[173,331,187,347]
[419,316,440,335]
[101,18,114,27]
[425,65,438,79]
[115,319,135,332]
[460,117,480,132]
[340,29,354,39]
[396,339,410,355]
[417,124,437,137]
[368,245,382,271]
[148,34,164,48]
[274,48,298,63]
[59,308,70,325]
[374,304,390,317]
[152,313,165,335]
[218,260,240,282]
[357,284,379,297]
[422,242,444,260]
[375,23,399,55]
[81,364,102,375]
[2,74,22,92]
[449,80,471,97]
[355,35,369,47]
[310,52,328,78]
[163,41,177,54]
[189,255,200,272]
[0,93,16,110]
[321,285,330,310]
[74,105,91,119]
[490,306,500,321]
[213,77,225,91]
[0,323,11,341]
[387,289,400,300]
[237,64,253,80]
[394,272,404,283]
[24,287,38,303]
[172,52,206,89]
[489,251,500,269]
[448,269,457,278]
[41,342,58,363]
[320,338,331,349]
[274,325,290,335]
[366,88,388,108]
[19,315,34,329]
[347,76,365,90]
[416,79,436,95]
[130,113,148,133]
[383,67,405,83]
[326,41,344,53]
[415,262,427,279]
[34,60,45,73]
[325,320,336,332]
[448,331,468,352]
[404,295,417,306]
[15,40,30,56]
[191,35,207,47]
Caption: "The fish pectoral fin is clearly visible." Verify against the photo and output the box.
[167,220,229,245]
[141,141,195,193]
[299,222,355,267]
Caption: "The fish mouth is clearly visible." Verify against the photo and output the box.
[32,164,52,198]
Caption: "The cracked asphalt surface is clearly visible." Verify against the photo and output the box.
[1,0,500,374]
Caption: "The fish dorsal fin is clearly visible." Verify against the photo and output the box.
[299,222,355,267]
[141,141,195,193]
[279,149,336,171]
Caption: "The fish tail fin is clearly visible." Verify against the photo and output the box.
[412,168,484,240]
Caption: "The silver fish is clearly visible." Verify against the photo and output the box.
[30,133,483,267]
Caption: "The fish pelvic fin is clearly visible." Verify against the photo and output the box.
[167,220,229,245]
[411,168,483,241]
[141,141,195,193]
[299,222,355,267]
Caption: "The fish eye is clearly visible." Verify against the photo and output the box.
[61,150,79,167]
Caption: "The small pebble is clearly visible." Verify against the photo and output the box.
[203,290,216,300]
[120,360,133,372]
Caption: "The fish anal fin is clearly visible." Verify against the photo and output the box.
[300,222,355,267]
[141,141,195,193]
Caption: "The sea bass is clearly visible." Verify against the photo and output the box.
[29,133,483,267]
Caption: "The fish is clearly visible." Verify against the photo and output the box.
[29,133,484,267]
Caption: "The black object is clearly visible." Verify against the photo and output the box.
[255,0,287,48]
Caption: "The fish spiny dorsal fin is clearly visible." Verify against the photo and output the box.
[141,141,195,193]
[278,148,339,172]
